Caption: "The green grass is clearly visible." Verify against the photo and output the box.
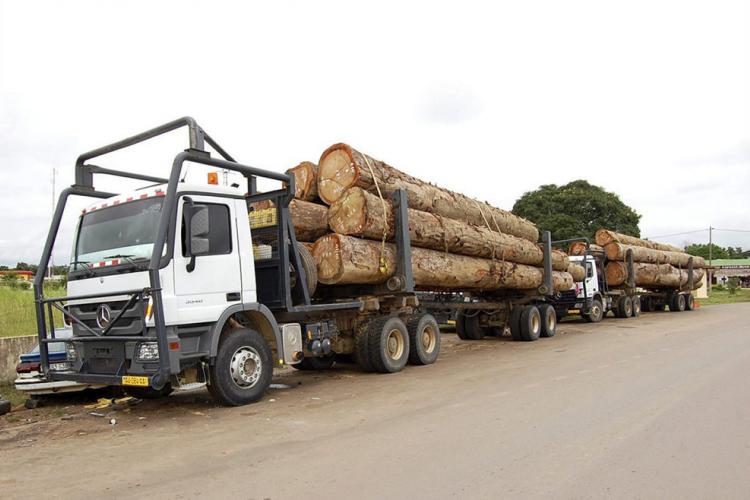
[0,285,65,338]
[0,383,27,407]
[699,288,750,306]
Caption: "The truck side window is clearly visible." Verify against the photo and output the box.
[586,263,594,278]
[181,203,232,256]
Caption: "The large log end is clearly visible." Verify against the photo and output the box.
[318,143,357,205]
[328,187,368,236]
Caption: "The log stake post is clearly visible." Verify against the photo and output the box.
[376,189,414,294]
[625,248,636,290]
[540,231,553,296]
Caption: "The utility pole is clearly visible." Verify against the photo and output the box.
[708,226,713,266]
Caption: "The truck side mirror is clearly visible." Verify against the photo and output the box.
[184,198,210,272]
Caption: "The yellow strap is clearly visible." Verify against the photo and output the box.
[361,153,389,275]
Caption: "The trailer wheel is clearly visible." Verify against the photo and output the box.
[583,299,604,323]
[538,304,557,338]
[366,316,410,373]
[208,328,273,406]
[632,296,641,317]
[669,293,686,312]
[509,306,524,341]
[640,296,652,313]
[520,305,541,341]
[126,383,174,399]
[615,296,633,318]
[457,311,485,340]
[292,355,336,371]
[684,294,695,311]
[406,314,441,365]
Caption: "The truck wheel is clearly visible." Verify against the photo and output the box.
[632,296,641,317]
[406,314,441,365]
[509,306,524,341]
[366,316,410,373]
[687,294,696,310]
[669,293,686,312]
[615,296,633,318]
[520,305,541,341]
[0,399,10,416]
[539,304,557,338]
[292,355,335,371]
[353,324,374,371]
[583,299,604,323]
[459,311,485,340]
[296,243,318,297]
[208,328,273,406]
[455,312,468,340]
[640,296,652,313]
[126,383,174,399]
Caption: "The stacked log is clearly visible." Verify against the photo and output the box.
[594,229,705,290]
[249,198,329,242]
[287,161,319,201]
[328,187,569,271]
[317,143,539,242]
[606,262,705,288]
[568,262,586,282]
[313,234,573,292]
[568,242,604,256]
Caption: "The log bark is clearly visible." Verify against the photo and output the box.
[317,143,539,242]
[595,229,682,253]
[605,262,705,289]
[249,199,329,242]
[568,242,604,256]
[604,242,706,268]
[328,187,567,270]
[568,262,586,282]
[312,234,572,291]
[287,161,318,201]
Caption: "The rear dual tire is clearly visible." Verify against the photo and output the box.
[669,293,686,312]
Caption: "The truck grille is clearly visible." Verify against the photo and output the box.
[70,299,145,336]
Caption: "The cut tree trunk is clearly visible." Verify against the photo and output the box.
[568,262,586,282]
[595,229,682,253]
[328,187,567,270]
[287,161,318,201]
[568,242,604,256]
[249,199,329,242]
[317,143,539,242]
[605,262,705,289]
[312,234,573,291]
[604,243,707,268]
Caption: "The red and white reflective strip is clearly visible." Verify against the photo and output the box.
[83,188,166,214]
[91,259,121,268]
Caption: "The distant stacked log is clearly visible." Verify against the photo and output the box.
[568,242,604,256]
[595,230,705,290]
[310,144,573,293]
[317,143,539,242]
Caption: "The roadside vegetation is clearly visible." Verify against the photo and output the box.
[700,286,750,306]
[0,285,65,338]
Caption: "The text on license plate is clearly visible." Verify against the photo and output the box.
[122,375,150,387]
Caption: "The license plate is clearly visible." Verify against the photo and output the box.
[122,375,150,387]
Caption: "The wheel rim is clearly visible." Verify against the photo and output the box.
[591,304,601,319]
[678,295,685,309]
[531,313,540,334]
[386,329,405,360]
[546,312,555,331]
[230,346,262,388]
[421,325,437,353]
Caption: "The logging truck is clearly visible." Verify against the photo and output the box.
[553,238,701,322]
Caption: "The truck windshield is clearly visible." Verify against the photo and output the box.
[72,197,165,270]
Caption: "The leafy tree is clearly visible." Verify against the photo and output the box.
[15,262,38,273]
[512,180,641,242]
[684,243,729,260]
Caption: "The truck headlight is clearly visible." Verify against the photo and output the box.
[136,342,159,361]
[66,342,78,362]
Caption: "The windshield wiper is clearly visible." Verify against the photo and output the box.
[70,260,94,276]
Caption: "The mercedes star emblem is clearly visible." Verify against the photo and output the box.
[96,304,112,329]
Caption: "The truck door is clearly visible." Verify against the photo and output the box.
[173,195,243,324]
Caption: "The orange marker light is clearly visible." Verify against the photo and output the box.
[207,172,219,185]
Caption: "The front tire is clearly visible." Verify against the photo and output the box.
[583,299,604,323]
[209,328,273,406]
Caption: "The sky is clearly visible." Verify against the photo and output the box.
[0,0,748,267]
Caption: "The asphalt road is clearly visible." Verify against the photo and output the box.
[2,304,749,499]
